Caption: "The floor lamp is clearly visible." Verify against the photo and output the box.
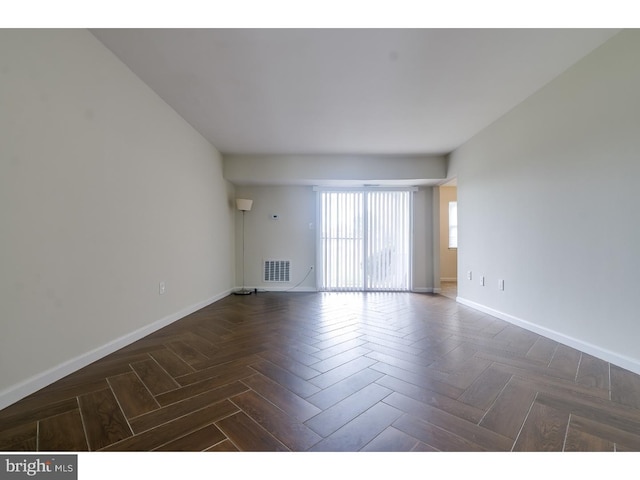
[234,198,253,295]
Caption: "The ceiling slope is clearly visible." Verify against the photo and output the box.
[92,28,620,157]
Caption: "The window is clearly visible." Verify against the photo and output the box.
[318,189,413,292]
[448,201,458,249]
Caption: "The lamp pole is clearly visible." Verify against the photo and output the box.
[241,209,247,293]
[234,200,253,295]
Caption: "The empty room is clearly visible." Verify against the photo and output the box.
[2,21,640,467]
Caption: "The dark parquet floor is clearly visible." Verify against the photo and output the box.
[2,291,640,452]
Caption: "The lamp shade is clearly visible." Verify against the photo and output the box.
[236,198,253,211]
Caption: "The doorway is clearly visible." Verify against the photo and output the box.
[439,182,457,299]
[318,189,412,292]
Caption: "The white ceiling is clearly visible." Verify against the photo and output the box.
[91,28,620,156]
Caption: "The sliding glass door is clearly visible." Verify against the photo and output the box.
[318,189,412,291]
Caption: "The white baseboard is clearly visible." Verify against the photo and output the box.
[412,287,434,293]
[0,289,232,411]
[244,286,317,293]
[456,296,640,376]
[248,286,430,294]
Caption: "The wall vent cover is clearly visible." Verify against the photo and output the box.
[264,260,291,282]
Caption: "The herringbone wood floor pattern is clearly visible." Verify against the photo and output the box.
[2,292,640,452]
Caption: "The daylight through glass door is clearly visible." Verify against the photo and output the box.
[318,190,412,291]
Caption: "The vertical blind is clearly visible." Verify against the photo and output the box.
[318,189,412,292]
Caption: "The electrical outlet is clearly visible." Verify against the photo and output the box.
[467,271,472,280]
[159,281,166,295]
[499,279,505,291]
[480,276,485,286]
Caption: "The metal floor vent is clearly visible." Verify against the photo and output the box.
[264,260,290,282]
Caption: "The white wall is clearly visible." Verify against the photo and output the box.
[0,29,235,409]
[413,187,434,293]
[448,29,640,373]
[232,185,435,293]
[234,186,317,291]
[224,154,447,185]
[439,186,457,281]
